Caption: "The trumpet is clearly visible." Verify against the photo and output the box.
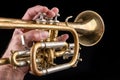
[0,10,105,76]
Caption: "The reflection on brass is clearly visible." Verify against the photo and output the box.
[0,10,105,76]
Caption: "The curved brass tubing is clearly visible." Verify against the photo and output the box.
[30,27,79,76]
[10,51,29,67]
[0,10,105,76]
[0,58,10,65]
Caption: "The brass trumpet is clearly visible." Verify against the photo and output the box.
[0,10,105,76]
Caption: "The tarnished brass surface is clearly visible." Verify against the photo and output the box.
[0,10,105,76]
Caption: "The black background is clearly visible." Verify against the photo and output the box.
[0,0,119,80]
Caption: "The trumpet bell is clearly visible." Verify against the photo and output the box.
[0,10,105,76]
[74,10,105,46]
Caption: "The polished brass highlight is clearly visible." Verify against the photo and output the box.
[0,10,105,76]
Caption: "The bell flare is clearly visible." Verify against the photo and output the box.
[74,10,105,46]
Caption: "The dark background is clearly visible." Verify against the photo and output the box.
[0,0,119,80]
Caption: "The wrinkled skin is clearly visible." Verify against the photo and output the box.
[0,5,69,80]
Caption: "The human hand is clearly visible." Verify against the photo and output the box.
[0,5,69,80]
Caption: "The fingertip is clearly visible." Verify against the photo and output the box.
[33,30,49,41]
[62,34,69,40]
[46,7,59,18]
[42,6,49,13]
[39,30,49,40]
[46,10,56,18]
[51,7,59,15]
[58,34,69,41]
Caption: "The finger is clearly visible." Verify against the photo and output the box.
[22,5,48,20]
[46,10,55,18]
[24,30,49,42]
[46,7,59,18]
[51,7,59,15]
[57,34,69,41]
[21,5,48,32]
